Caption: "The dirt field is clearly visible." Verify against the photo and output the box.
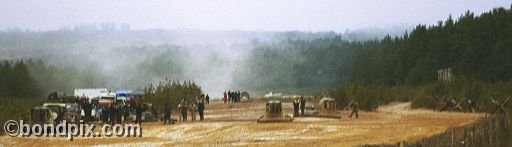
[0,100,484,146]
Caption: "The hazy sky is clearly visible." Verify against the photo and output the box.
[1,0,510,32]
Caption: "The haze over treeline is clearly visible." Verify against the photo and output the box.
[1,3,511,98]
[0,25,407,97]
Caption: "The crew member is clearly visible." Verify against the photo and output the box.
[163,104,172,124]
[180,99,188,121]
[348,99,359,119]
[293,98,300,116]
[300,96,306,116]
[198,95,205,121]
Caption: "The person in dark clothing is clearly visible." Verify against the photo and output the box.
[101,106,109,124]
[180,99,188,121]
[198,95,205,121]
[123,104,130,123]
[348,99,359,119]
[237,91,241,102]
[55,107,64,125]
[234,91,237,103]
[83,101,92,123]
[228,91,232,103]
[234,91,236,102]
[206,94,210,105]
[300,96,306,116]
[109,103,119,125]
[163,104,171,124]
[135,104,144,125]
[118,103,124,123]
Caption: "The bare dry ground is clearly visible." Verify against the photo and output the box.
[0,100,484,146]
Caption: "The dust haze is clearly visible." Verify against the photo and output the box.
[0,1,509,97]
[0,26,408,97]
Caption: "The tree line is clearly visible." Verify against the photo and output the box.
[144,79,203,109]
[342,6,512,114]
[0,60,39,97]
[237,6,512,116]
[351,7,512,85]
[234,37,369,95]
[0,59,105,98]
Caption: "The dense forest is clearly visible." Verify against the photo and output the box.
[234,38,369,94]
[233,6,512,120]
[351,7,512,85]
[0,59,104,98]
[240,6,512,95]
[0,60,39,97]
[334,7,512,113]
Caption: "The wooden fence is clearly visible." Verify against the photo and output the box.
[368,114,510,147]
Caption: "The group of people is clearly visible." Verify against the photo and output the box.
[176,94,207,122]
[79,96,147,125]
[292,96,307,116]
[224,90,241,103]
[291,97,359,119]
[76,93,213,126]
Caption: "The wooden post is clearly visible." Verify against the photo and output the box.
[451,129,454,147]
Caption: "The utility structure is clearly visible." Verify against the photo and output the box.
[437,67,453,82]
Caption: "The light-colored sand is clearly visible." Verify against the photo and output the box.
[0,100,484,146]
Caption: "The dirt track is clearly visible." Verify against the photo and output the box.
[0,100,484,146]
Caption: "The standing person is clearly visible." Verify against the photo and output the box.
[177,103,182,121]
[83,100,92,123]
[206,94,210,105]
[55,107,64,125]
[180,99,188,121]
[293,98,300,116]
[152,104,159,121]
[467,99,476,113]
[135,103,144,125]
[300,96,306,116]
[123,104,130,124]
[110,103,119,125]
[237,91,241,102]
[117,103,124,124]
[348,99,359,119]
[223,91,227,104]
[101,106,109,123]
[97,107,103,123]
[198,95,205,121]
[163,104,171,124]
[234,91,238,103]
[234,91,237,103]
[228,91,232,103]
[232,91,235,103]
[190,103,197,121]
